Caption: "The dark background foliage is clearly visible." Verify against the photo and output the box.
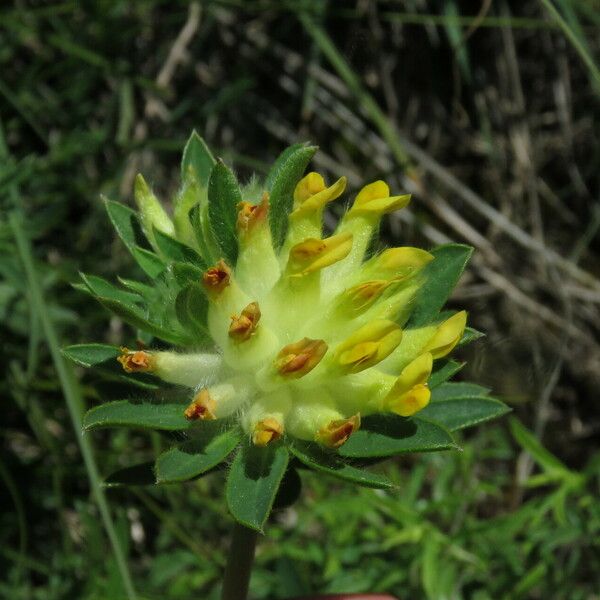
[1,1,599,598]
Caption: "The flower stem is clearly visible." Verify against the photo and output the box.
[221,521,258,600]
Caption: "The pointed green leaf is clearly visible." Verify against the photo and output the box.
[181,130,215,187]
[420,397,511,431]
[428,360,464,389]
[153,227,206,268]
[339,415,456,458]
[459,326,485,346]
[264,143,305,190]
[104,198,141,252]
[84,400,193,431]
[226,443,289,531]
[80,273,142,307]
[104,462,156,488]
[156,427,240,483]
[190,203,221,265]
[62,343,120,367]
[131,246,166,278]
[174,282,209,339]
[91,294,191,346]
[431,381,491,401]
[409,244,473,326]
[267,144,318,250]
[290,442,394,489]
[207,159,242,264]
[171,261,204,288]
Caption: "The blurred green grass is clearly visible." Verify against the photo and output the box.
[1,1,600,598]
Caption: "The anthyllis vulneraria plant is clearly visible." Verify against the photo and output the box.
[64,133,509,535]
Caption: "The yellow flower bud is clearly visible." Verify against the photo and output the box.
[292,172,346,217]
[365,247,433,279]
[286,233,353,277]
[384,353,433,416]
[333,320,403,374]
[423,311,467,359]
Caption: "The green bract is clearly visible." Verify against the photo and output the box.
[65,132,509,531]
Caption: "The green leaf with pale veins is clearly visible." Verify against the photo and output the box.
[409,244,473,326]
[431,381,491,401]
[226,443,289,531]
[156,427,240,483]
[181,130,215,187]
[104,198,140,252]
[131,246,166,278]
[175,282,210,340]
[459,326,485,346]
[339,415,457,458]
[290,442,394,489]
[267,144,318,250]
[207,159,242,264]
[420,397,511,431]
[79,273,142,307]
[153,227,206,268]
[83,401,193,431]
[62,343,120,367]
[428,360,464,389]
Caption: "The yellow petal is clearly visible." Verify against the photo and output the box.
[252,417,284,446]
[333,320,403,373]
[287,232,353,276]
[294,172,326,203]
[349,180,411,216]
[370,247,434,276]
[388,384,431,417]
[292,175,347,217]
[389,352,433,397]
[423,311,467,359]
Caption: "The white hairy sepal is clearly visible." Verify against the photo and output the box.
[154,352,224,388]
[327,370,396,416]
[236,228,280,300]
[285,391,344,441]
[377,326,437,375]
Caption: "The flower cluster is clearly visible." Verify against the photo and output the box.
[115,164,466,449]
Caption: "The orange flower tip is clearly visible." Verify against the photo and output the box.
[184,389,217,421]
[117,347,155,373]
[252,417,283,446]
[316,414,361,448]
[229,301,261,341]
[202,260,231,294]
[274,338,328,378]
[237,193,269,235]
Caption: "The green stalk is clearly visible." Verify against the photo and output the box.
[8,211,137,600]
[221,522,258,600]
